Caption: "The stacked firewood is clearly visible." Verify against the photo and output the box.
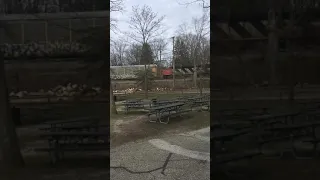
[9,84,102,98]
[111,74,137,80]
[113,88,140,94]
[1,42,89,58]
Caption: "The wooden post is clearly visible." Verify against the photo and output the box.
[92,18,96,27]
[92,3,96,27]
[44,21,48,44]
[21,23,24,44]
[267,8,278,85]
[0,53,24,169]
[69,19,72,42]
[172,36,175,90]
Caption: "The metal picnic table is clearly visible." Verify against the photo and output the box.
[150,99,181,107]
[145,102,189,124]
[122,99,145,113]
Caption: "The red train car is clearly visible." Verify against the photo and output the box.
[161,68,173,79]
[160,64,210,79]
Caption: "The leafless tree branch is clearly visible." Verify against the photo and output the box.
[110,0,124,34]
[177,0,210,8]
[127,5,166,44]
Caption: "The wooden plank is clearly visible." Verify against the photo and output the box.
[43,117,99,125]
[0,11,109,21]
[40,131,108,137]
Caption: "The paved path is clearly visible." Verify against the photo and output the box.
[110,127,210,180]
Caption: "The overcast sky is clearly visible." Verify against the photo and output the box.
[111,0,208,41]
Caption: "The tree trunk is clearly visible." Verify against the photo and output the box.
[0,55,24,170]
[144,64,148,99]
[193,71,197,88]
[199,76,203,95]
[110,82,117,115]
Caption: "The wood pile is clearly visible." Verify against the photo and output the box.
[9,83,101,98]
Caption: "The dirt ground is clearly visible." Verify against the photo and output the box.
[109,111,210,147]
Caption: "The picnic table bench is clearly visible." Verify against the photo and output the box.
[214,151,262,165]
[146,102,190,124]
[36,117,108,164]
[212,129,250,145]
[36,131,109,164]
[212,121,252,131]
[150,99,181,107]
[187,96,207,103]
[191,99,210,111]
[122,99,144,113]
[305,110,320,121]
[39,124,109,132]
[262,122,320,158]
[245,111,301,126]
[42,117,100,129]
[212,129,251,155]
[176,96,189,101]
[212,129,261,177]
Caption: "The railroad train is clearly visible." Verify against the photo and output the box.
[110,64,210,80]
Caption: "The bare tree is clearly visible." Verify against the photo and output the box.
[127,5,165,98]
[127,5,166,44]
[150,38,168,63]
[110,39,128,66]
[186,12,209,87]
[174,11,209,94]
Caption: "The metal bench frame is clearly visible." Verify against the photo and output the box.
[37,119,108,164]
[147,106,190,124]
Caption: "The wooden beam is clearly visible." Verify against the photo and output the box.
[0,11,109,22]
[212,10,320,22]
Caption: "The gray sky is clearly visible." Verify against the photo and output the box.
[111,0,208,41]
